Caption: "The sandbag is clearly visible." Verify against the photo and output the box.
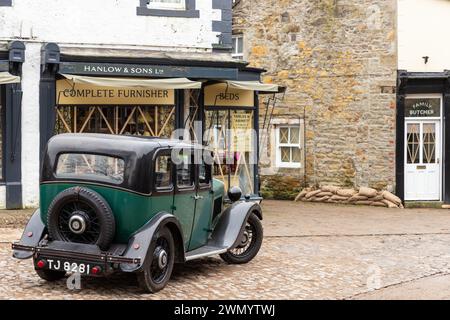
[359,187,378,198]
[313,196,330,202]
[348,195,368,202]
[355,200,373,206]
[321,185,339,193]
[371,201,387,207]
[317,191,333,197]
[331,195,349,201]
[382,191,402,206]
[368,195,383,202]
[295,189,309,202]
[382,199,398,208]
[337,188,357,197]
[305,190,321,199]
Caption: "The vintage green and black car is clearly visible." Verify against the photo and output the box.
[12,134,263,293]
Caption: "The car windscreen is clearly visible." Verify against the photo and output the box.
[55,153,125,184]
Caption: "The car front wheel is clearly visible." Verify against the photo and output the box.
[220,212,263,264]
[137,227,175,293]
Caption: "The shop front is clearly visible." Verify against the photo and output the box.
[54,75,198,138]
[397,71,450,203]
[40,43,283,198]
[202,81,280,195]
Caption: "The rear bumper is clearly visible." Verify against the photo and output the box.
[12,242,141,268]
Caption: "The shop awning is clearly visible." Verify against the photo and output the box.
[60,74,202,89]
[0,72,20,85]
[225,80,286,94]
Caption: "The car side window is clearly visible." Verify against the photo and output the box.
[176,153,194,189]
[199,164,211,185]
[154,154,173,190]
[199,153,212,186]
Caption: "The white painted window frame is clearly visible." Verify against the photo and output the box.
[232,35,244,60]
[275,125,302,168]
[148,0,185,10]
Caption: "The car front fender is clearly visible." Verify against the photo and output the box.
[211,201,263,250]
[120,212,185,273]
[12,209,46,259]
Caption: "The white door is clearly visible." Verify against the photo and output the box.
[405,121,441,200]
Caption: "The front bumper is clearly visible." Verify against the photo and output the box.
[12,241,141,270]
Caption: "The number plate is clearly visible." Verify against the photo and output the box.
[45,259,93,275]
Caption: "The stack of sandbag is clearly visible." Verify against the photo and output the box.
[294,186,404,208]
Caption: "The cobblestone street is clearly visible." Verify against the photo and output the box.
[1,201,450,300]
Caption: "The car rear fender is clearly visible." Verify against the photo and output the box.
[120,212,185,272]
[211,201,263,250]
[12,209,46,260]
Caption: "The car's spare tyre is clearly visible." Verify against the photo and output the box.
[47,187,115,251]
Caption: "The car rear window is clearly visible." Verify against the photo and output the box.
[56,153,125,184]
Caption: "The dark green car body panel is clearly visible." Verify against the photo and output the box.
[189,188,213,250]
[40,183,172,244]
[40,179,225,248]
[172,187,196,247]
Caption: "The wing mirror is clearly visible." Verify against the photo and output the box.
[228,186,242,203]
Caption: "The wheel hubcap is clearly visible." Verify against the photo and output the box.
[155,247,168,269]
[229,222,255,256]
[68,212,88,234]
[239,231,250,248]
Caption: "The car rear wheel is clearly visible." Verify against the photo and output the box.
[220,213,263,264]
[35,268,66,281]
[137,227,175,293]
[47,187,116,251]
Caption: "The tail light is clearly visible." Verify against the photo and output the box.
[36,260,46,269]
[91,266,102,275]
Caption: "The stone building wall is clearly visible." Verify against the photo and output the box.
[233,0,397,197]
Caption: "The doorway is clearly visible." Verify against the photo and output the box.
[404,95,442,201]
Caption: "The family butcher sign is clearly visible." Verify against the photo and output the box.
[405,98,441,118]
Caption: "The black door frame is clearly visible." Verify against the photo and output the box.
[396,70,450,203]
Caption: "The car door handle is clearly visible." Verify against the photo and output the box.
[192,195,204,200]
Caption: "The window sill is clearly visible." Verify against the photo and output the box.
[137,7,199,18]
[276,163,302,169]
[213,43,233,51]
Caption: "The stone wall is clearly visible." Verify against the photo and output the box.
[234,0,397,192]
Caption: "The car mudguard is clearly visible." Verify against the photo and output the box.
[210,201,263,250]
[12,209,46,259]
[120,212,185,273]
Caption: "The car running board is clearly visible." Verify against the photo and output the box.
[185,245,228,261]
